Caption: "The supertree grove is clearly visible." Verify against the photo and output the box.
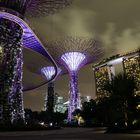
[0,13,58,124]
[0,0,72,124]
[46,36,103,121]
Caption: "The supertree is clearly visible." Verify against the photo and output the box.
[0,18,25,124]
[41,66,61,122]
[0,0,72,124]
[46,36,103,121]
[0,0,73,17]
[41,66,55,114]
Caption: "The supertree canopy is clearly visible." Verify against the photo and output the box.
[46,36,104,121]
[61,52,86,72]
[0,0,73,16]
[41,66,55,81]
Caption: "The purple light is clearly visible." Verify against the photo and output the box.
[0,18,25,123]
[0,8,57,124]
[61,52,86,71]
[61,52,86,121]
[41,66,55,80]
[0,12,49,57]
[0,11,58,90]
[41,66,61,114]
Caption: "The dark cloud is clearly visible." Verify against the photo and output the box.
[24,0,140,111]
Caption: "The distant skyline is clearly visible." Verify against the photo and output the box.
[24,0,140,111]
[24,64,95,111]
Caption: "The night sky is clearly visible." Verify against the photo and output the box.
[23,0,140,111]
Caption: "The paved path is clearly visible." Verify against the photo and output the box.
[0,127,140,140]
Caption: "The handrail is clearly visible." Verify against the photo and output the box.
[0,11,58,91]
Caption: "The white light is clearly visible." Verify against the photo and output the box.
[61,52,86,71]
[86,96,91,102]
[0,46,3,53]
[107,57,123,65]
[137,104,140,110]
[41,66,55,80]
[50,123,53,126]
[40,122,44,125]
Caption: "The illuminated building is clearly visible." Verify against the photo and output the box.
[54,95,67,113]
[93,65,115,99]
[77,92,82,109]
[44,93,68,113]
[123,52,140,95]
[93,50,140,99]
[54,97,69,114]
[53,95,92,113]
[46,36,103,121]
[54,96,64,113]
[81,96,91,104]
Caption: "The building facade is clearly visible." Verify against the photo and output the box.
[93,50,140,99]
[93,65,115,99]
[44,93,68,113]
[123,52,140,95]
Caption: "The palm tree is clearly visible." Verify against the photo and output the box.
[103,73,137,127]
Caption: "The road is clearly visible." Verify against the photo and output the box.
[0,127,139,140]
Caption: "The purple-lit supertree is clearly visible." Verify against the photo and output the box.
[0,0,72,124]
[41,66,61,122]
[0,18,24,124]
[46,36,103,121]
[41,66,55,114]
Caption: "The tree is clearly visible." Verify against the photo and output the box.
[103,73,137,127]
[97,95,127,127]
[81,99,96,126]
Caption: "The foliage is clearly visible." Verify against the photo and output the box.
[102,73,137,127]
[0,18,24,124]
[24,108,66,126]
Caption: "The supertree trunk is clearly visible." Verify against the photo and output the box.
[0,18,24,124]
[68,71,79,121]
[47,82,54,121]
[12,45,25,124]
